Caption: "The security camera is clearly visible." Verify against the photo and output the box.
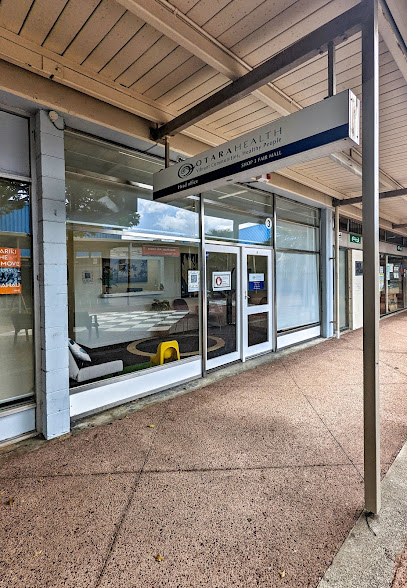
[48,111,59,122]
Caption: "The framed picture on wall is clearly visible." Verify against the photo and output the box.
[102,258,148,292]
[181,252,198,298]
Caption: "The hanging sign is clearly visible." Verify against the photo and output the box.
[350,234,361,244]
[153,90,360,201]
[0,247,21,294]
[212,271,231,291]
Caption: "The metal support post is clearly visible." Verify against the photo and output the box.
[335,206,340,339]
[272,193,278,351]
[328,41,336,97]
[362,0,381,514]
[199,195,207,377]
[164,136,170,168]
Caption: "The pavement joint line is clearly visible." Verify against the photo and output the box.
[0,462,363,481]
[280,361,365,481]
[318,440,407,588]
[94,409,168,588]
[379,358,407,380]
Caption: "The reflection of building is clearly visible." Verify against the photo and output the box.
[0,1,407,447]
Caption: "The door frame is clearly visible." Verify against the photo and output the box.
[241,246,274,360]
[205,243,241,370]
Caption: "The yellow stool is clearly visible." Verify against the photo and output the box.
[149,340,180,367]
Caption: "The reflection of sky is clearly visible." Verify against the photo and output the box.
[205,215,233,233]
[137,199,198,237]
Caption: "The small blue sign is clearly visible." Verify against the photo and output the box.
[249,281,264,291]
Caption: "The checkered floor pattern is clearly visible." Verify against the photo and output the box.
[95,310,188,333]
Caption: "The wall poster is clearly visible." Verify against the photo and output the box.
[181,252,198,297]
[0,247,21,294]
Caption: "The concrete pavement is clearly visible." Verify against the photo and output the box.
[1,312,407,587]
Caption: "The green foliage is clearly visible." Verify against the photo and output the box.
[0,179,30,217]
[151,299,170,311]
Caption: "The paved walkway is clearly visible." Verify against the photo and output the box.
[1,313,407,587]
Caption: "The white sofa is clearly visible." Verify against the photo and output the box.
[68,349,123,383]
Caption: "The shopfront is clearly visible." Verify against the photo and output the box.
[380,253,407,315]
[0,113,328,443]
[0,109,36,442]
[65,131,323,417]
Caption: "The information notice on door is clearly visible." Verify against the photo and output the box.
[0,247,21,294]
[249,273,264,291]
[212,271,231,291]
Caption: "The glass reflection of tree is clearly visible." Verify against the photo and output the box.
[65,183,140,228]
[206,228,233,239]
[0,179,30,218]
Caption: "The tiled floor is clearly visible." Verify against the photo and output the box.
[1,312,407,587]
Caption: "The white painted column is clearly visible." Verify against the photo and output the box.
[320,208,334,338]
[35,110,70,439]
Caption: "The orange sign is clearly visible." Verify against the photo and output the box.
[0,247,22,294]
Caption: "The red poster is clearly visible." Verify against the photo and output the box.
[142,246,180,257]
[0,247,22,294]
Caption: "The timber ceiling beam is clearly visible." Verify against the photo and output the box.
[333,187,407,206]
[146,2,365,140]
[378,0,407,86]
[115,0,300,118]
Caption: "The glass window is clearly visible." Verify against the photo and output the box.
[386,232,403,246]
[65,132,201,389]
[204,184,273,246]
[276,220,319,251]
[349,220,362,235]
[380,254,386,315]
[276,251,320,331]
[339,249,349,330]
[67,228,201,387]
[275,196,320,332]
[276,196,319,227]
[0,178,34,407]
[65,132,199,239]
[339,217,348,232]
[387,256,404,312]
[206,250,237,360]
[0,111,30,178]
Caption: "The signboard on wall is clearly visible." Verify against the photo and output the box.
[142,246,180,257]
[212,271,231,291]
[248,273,265,291]
[350,234,361,244]
[355,261,363,276]
[0,247,21,294]
[153,90,360,201]
[188,270,200,292]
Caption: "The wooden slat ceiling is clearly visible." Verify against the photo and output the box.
[0,0,406,223]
